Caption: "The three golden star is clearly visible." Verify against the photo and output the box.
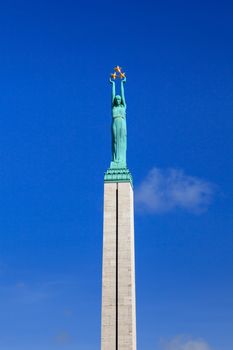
[110,66,126,80]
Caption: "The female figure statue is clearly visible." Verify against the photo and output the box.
[109,77,127,168]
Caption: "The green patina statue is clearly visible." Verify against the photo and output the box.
[104,66,132,185]
[110,76,127,168]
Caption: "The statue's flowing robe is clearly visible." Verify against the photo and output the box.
[112,105,127,166]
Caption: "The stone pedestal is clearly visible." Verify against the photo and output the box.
[101,181,136,350]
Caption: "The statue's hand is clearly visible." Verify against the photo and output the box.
[122,77,126,83]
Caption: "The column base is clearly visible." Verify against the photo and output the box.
[104,167,133,186]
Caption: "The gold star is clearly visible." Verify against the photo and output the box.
[119,72,126,79]
[114,66,122,73]
[111,72,117,79]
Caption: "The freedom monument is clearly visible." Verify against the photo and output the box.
[101,67,137,350]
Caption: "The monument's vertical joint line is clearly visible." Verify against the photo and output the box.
[116,183,118,350]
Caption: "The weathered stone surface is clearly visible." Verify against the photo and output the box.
[101,182,136,350]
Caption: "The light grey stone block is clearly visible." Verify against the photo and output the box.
[101,182,136,350]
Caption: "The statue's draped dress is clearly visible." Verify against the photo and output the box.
[112,104,127,165]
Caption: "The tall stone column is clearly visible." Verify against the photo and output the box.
[101,174,136,350]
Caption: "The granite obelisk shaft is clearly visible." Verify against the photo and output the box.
[101,181,136,350]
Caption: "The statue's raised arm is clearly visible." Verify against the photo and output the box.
[109,78,116,105]
[120,77,126,107]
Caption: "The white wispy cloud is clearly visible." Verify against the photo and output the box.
[160,335,213,350]
[135,168,215,214]
[54,330,73,345]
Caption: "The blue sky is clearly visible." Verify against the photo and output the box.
[0,0,232,349]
